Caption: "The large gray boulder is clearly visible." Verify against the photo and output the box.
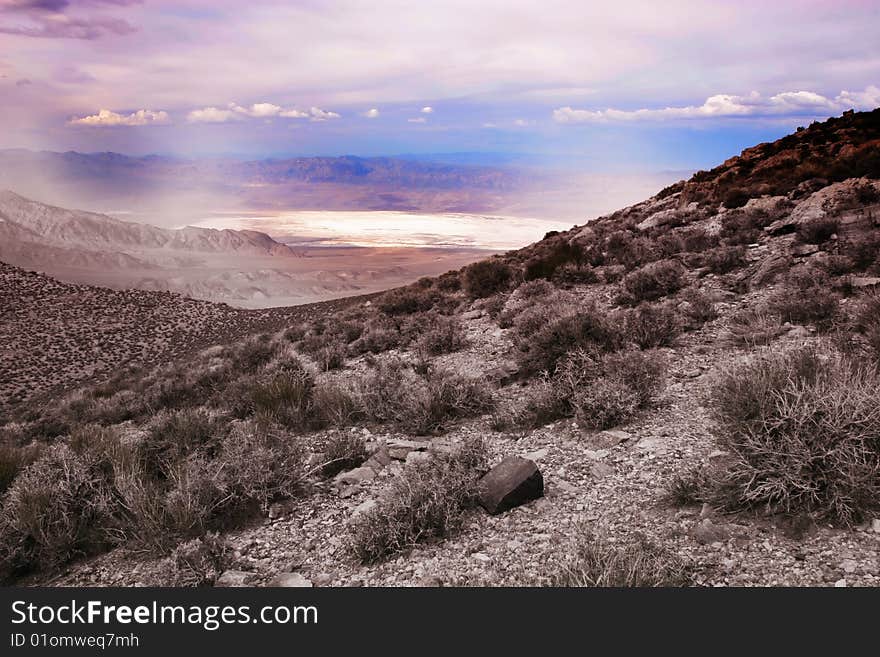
[477,456,543,515]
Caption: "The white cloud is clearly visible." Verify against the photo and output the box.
[279,108,310,118]
[421,106,433,114]
[553,86,880,124]
[363,108,380,118]
[187,107,239,123]
[513,118,529,127]
[308,106,340,121]
[195,103,338,121]
[408,117,426,123]
[68,108,170,127]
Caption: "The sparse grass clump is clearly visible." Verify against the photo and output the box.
[348,437,488,564]
[704,245,747,274]
[707,345,880,522]
[546,528,692,587]
[139,409,223,480]
[724,308,784,347]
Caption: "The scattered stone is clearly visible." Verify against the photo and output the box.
[215,570,256,587]
[351,499,377,517]
[267,572,313,588]
[268,500,296,520]
[386,439,428,460]
[872,519,880,534]
[462,309,484,320]
[523,447,548,461]
[312,573,333,587]
[834,579,847,588]
[405,450,431,466]
[852,276,880,288]
[791,243,820,257]
[472,552,492,563]
[335,466,376,487]
[691,519,730,545]
[589,462,614,478]
[477,456,544,515]
[363,445,392,472]
[785,325,811,339]
[598,429,631,445]
[485,362,520,386]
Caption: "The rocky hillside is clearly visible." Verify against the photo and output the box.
[1,110,879,588]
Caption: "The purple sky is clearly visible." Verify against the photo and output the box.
[1,0,879,168]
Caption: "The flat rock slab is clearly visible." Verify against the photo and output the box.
[478,456,543,515]
[266,573,313,588]
[215,570,257,587]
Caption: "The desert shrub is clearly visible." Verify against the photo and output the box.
[490,376,569,431]
[571,379,639,430]
[551,263,600,286]
[0,446,119,579]
[321,432,368,477]
[436,270,462,292]
[516,279,555,299]
[852,291,880,362]
[854,181,880,205]
[415,315,467,356]
[677,288,718,327]
[621,259,686,304]
[623,302,682,349]
[845,233,880,272]
[248,364,315,430]
[216,422,307,511]
[724,308,784,347]
[599,349,667,407]
[523,239,584,281]
[349,323,401,355]
[377,286,438,315]
[705,246,747,274]
[348,437,487,563]
[719,211,763,245]
[0,443,41,496]
[311,381,362,427]
[228,337,276,374]
[312,342,346,372]
[707,346,880,522]
[547,528,692,587]
[679,227,718,252]
[664,467,710,507]
[796,217,839,244]
[766,269,839,330]
[516,308,624,376]
[723,189,750,209]
[355,362,493,435]
[167,533,234,587]
[139,409,223,480]
[463,259,513,298]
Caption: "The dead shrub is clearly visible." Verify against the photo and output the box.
[707,346,880,522]
[348,437,487,563]
[463,260,513,298]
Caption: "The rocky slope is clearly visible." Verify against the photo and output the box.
[2,109,880,588]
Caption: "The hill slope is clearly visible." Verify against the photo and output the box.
[2,109,879,588]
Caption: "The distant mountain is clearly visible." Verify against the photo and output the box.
[0,190,298,257]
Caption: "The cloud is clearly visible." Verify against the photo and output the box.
[308,106,340,121]
[68,108,170,126]
[363,108,380,118]
[186,106,239,123]
[0,0,142,40]
[408,116,426,123]
[553,86,880,124]
[421,106,433,114]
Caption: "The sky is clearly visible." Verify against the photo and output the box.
[1,0,879,170]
